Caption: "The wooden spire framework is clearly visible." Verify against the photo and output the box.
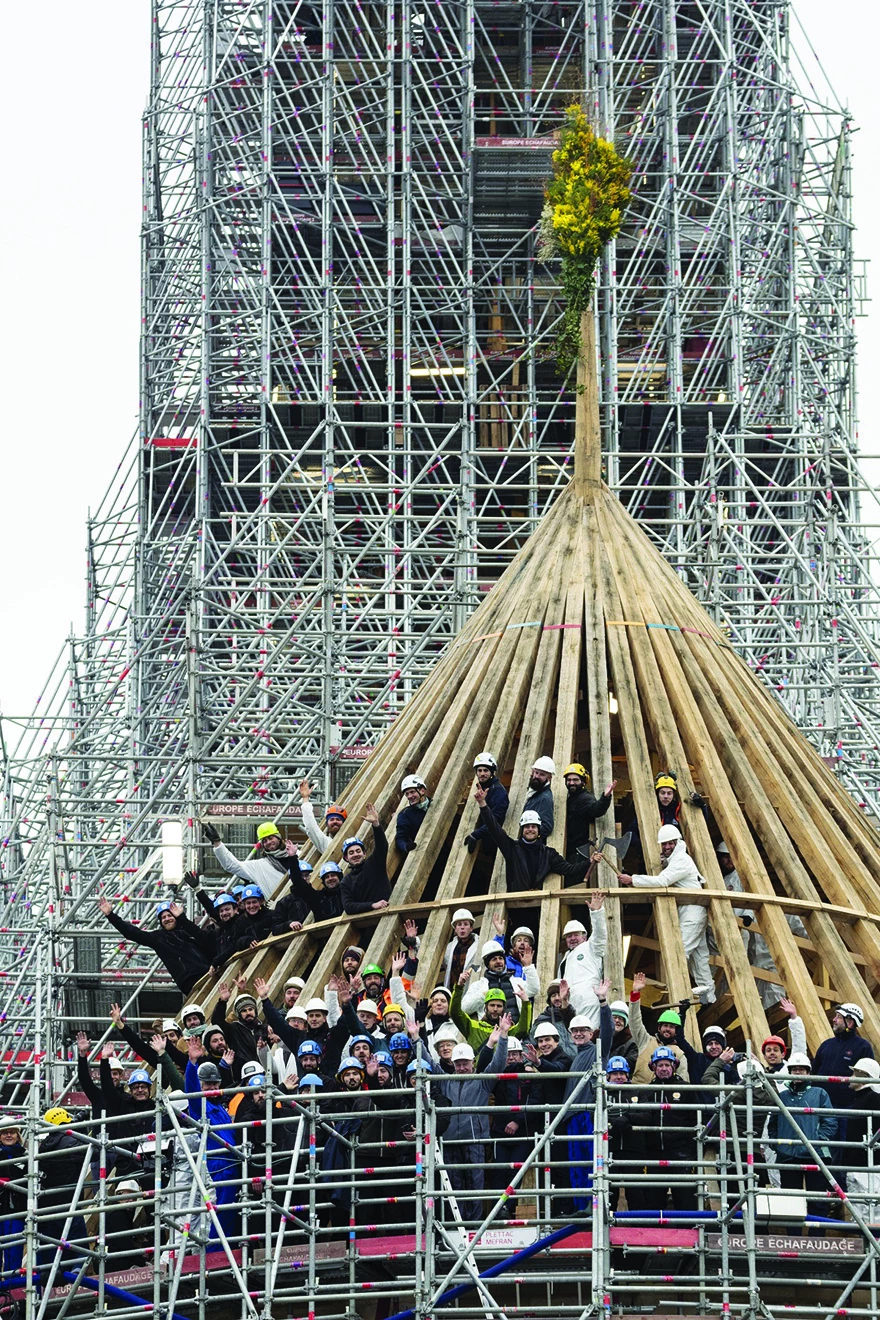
[199,313,880,1051]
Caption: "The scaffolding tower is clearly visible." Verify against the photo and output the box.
[0,0,877,1145]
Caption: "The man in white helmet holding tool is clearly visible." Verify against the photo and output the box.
[614,824,715,1003]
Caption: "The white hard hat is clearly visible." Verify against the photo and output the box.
[563,919,587,935]
[716,841,730,855]
[108,1057,125,1072]
[451,908,474,925]
[506,1036,524,1052]
[534,1023,560,1039]
[519,810,543,828]
[451,1043,475,1062]
[532,756,556,775]
[286,1006,307,1021]
[161,1019,181,1033]
[167,1090,189,1114]
[181,1002,205,1021]
[240,1060,264,1080]
[473,752,497,770]
[511,926,535,944]
[358,999,380,1016]
[610,1001,630,1021]
[657,824,682,844]
[233,993,257,1012]
[569,1015,593,1030]
[836,1002,865,1027]
[481,941,504,960]
[305,998,328,1014]
[851,1059,880,1084]
[401,774,427,792]
[432,1023,460,1044]
[285,976,306,990]
[787,1052,812,1070]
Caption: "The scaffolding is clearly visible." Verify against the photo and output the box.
[0,0,878,1254]
[2,1058,880,1318]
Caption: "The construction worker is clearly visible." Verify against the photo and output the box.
[235,885,275,950]
[563,764,617,862]
[39,1108,91,1270]
[556,892,608,1025]
[271,861,318,932]
[463,752,509,853]
[769,1054,837,1216]
[396,774,431,853]
[641,1046,698,1210]
[631,1007,691,1084]
[524,1024,572,1108]
[461,941,536,1019]
[814,1004,875,1111]
[474,789,590,918]
[282,977,306,1009]
[202,819,297,900]
[213,981,264,1062]
[0,1120,25,1280]
[437,1017,510,1222]
[287,860,345,923]
[845,1060,880,1219]
[203,891,246,966]
[532,980,577,1056]
[605,1056,648,1212]
[97,896,212,996]
[340,803,391,914]
[615,824,715,1003]
[441,909,480,987]
[607,999,638,1072]
[184,1039,240,1241]
[451,973,533,1051]
[522,756,556,838]
[299,778,347,852]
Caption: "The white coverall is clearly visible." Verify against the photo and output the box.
[723,867,808,1009]
[556,908,607,1026]
[631,841,715,1002]
[211,841,290,901]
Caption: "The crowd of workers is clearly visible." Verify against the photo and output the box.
[3,759,879,1283]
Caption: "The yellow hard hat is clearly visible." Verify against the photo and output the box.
[256,821,281,842]
[654,773,677,791]
[43,1107,72,1126]
[564,763,589,780]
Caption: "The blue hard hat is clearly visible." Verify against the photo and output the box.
[246,1074,267,1089]
[298,1073,324,1087]
[341,836,365,856]
[349,1034,374,1051]
[388,1033,411,1052]
[337,1055,365,1075]
[214,892,236,909]
[650,1046,677,1067]
[129,1070,151,1086]
[241,885,263,902]
[297,1039,323,1058]
[232,885,246,897]
[157,901,173,915]
[320,861,342,877]
[406,1060,422,1075]
[298,859,313,873]
[606,1055,631,1075]
[373,1050,393,1068]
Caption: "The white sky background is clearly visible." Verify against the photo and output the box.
[0,1,877,719]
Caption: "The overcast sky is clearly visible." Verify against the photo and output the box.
[0,1,877,721]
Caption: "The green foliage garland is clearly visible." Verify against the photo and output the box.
[539,105,632,374]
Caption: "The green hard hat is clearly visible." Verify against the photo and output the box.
[363,964,384,978]
[484,989,507,1003]
[657,1010,682,1026]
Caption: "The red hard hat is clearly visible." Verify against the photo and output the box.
[325,803,347,820]
[762,1035,787,1056]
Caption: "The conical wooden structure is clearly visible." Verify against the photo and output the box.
[197,315,880,1052]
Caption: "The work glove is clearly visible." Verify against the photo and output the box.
[202,822,221,845]
[463,833,479,853]
[183,870,201,891]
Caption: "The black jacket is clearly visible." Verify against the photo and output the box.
[261,997,362,1077]
[105,909,212,994]
[522,783,554,838]
[535,1047,573,1107]
[565,785,613,860]
[236,905,275,951]
[114,1019,187,1075]
[843,1088,880,1166]
[477,807,588,894]
[341,826,391,914]
[639,1083,698,1161]
[40,1129,91,1203]
[0,1139,26,1217]
[272,890,312,932]
[395,802,430,854]
[194,890,247,965]
[814,1033,875,1109]
[281,868,345,923]
[607,1087,647,1161]
[470,776,509,843]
